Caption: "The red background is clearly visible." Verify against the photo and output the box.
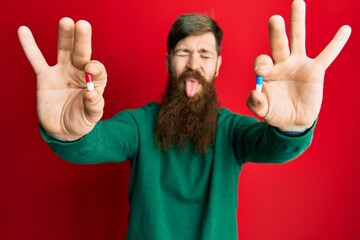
[1,0,359,239]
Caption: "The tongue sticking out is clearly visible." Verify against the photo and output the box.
[185,79,200,98]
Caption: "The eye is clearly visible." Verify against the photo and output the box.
[198,48,214,59]
[174,49,190,57]
[176,53,189,57]
[201,55,211,59]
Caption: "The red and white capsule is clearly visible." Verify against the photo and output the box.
[85,73,94,91]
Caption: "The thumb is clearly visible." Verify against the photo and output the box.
[83,90,104,124]
[246,90,268,119]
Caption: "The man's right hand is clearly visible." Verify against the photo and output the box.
[18,18,107,141]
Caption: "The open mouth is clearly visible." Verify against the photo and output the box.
[184,78,201,98]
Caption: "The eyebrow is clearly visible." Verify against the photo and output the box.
[173,48,214,55]
[174,48,192,54]
[198,48,214,56]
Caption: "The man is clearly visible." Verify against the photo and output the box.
[18,0,351,239]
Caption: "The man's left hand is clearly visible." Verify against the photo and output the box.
[246,0,351,131]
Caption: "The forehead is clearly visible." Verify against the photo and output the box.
[174,32,217,52]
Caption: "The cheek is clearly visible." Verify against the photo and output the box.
[203,64,218,80]
[170,63,185,78]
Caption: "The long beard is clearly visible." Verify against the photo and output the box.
[155,70,219,153]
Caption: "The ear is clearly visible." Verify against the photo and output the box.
[165,53,170,72]
[215,55,222,77]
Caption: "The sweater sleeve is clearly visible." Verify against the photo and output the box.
[40,110,139,164]
[232,115,315,165]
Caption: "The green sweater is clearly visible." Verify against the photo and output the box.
[41,102,314,240]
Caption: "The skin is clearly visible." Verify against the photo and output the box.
[17,0,351,140]
[166,32,222,98]
[247,0,351,131]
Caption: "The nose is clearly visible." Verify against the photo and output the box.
[186,52,201,71]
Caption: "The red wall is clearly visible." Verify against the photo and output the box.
[1,0,359,239]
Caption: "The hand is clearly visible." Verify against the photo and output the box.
[18,18,107,140]
[246,0,351,131]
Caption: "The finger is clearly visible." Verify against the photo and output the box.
[290,0,306,55]
[254,54,273,77]
[57,17,75,64]
[72,20,92,69]
[246,90,269,119]
[83,89,104,123]
[18,26,49,75]
[84,60,108,81]
[315,25,352,69]
[268,15,290,63]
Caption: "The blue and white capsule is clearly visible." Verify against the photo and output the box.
[256,76,263,92]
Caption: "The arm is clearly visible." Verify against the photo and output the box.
[40,110,139,164]
[233,118,315,164]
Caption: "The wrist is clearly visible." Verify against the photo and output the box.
[277,125,311,132]
[275,121,315,132]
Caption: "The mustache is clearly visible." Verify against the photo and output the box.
[176,70,207,85]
